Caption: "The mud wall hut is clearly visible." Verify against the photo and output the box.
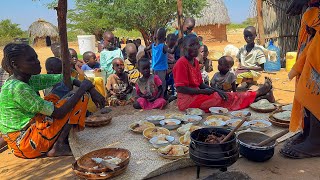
[193,0,230,42]
[28,19,59,47]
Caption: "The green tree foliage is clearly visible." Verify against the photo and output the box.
[0,19,24,38]
[68,0,206,44]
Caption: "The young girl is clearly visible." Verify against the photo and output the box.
[133,58,167,110]
[0,43,105,158]
[144,28,178,96]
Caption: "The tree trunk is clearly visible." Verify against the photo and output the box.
[257,0,265,46]
[177,0,184,38]
[56,0,72,90]
[139,29,151,47]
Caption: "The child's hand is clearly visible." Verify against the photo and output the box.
[76,61,83,68]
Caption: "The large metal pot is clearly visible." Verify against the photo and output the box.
[237,131,275,162]
[189,128,239,168]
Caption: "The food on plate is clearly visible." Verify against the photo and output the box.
[165,113,185,120]
[186,108,204,116]
[273,111,291,121]
[183,131,191,144]
[154,134,169,144]
[204,134,226,144]
[92,156,122,171]
[131,121,154,132]
[159,145,189,156]
[250,121,268,128]
[204,119,226,127]
[146,115,165,121]
[209,107,228,114]
[165,121,177,126]
[282,104,293,111]
[144,127,170,139]
[177,123,201,134]
[250,99,275,110]
[227,119,242,127]
[206,115,230,121]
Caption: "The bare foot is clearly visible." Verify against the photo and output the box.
[47,143,73,157]
[265,90,275,103]
[256,77,273,97]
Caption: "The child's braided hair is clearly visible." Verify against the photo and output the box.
[2,43,30,74]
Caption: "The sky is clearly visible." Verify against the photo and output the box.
[0,0,252,31]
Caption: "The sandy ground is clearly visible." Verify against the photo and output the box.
[1,29,317,180]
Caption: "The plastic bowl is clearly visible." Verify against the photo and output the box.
[182,115,202,125]
[149,135,175,148]
[160,119,181,130]
[248,120,272,132]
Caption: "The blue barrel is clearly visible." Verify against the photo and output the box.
[264,40,281,72]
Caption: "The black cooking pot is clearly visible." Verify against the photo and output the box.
[237,131,275,162]
[190,128,239,168]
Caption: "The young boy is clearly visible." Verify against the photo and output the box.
[69,48,85,81]
[236,26,266,86]
[124,43,140,84]
[211,56,237,92]
[165,33,178,96]
[81,51,100,71]
[100,31,124,79]
[145,28,178,96]
[106,58,133,106]
[198,45,213,85]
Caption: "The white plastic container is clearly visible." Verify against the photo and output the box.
[77,35,96,55]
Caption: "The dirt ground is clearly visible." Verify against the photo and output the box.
[1,29,317,180]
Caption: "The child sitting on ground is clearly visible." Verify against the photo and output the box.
[144,28,178,96]
[106,58,133,106]
[124,43,140,85]
[100,31,124,79]
[44,57,65,96]
[197,45,213,85]
[210,56,237,92]
[133,58,167,110]
[81,51,101,71]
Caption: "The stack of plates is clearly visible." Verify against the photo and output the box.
[269,110,291,128]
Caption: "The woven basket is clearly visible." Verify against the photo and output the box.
[268,118,289,128]
[72,161,129,180]
[76,148,131,173]
[249,105,277,113]
[269,109,291,124]
[85,116,112,127]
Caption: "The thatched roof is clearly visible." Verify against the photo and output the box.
[195,0,230,27]
[28,19,59,40]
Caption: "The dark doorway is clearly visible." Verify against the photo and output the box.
[46,36,51,46]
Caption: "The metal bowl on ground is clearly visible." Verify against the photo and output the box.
[189,128,239,168]
[159,119,181,130]
[237,131,276,162]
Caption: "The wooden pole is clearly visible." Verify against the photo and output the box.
[257,0,265,46]
[56,0,72,90]
[177,0,184,38]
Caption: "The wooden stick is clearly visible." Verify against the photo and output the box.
[56,0,72,90]
[177,0,183,39]
[221,118,247,143]
[257,129,289,147]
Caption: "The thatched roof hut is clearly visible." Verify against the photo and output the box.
[193,0,230,42]
[28,19,59,47]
